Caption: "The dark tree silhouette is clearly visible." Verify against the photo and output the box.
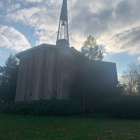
[0,54,18,102]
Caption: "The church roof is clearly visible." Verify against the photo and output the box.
[16,43,82,59]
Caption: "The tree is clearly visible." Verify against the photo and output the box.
[0,54,18,102]
[81,35,103,60]
[121,63,140,94]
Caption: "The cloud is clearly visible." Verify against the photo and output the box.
[10,3,21,11]
[0,1,21,14]
[25,0,43,3]
[6,7,39,23]
[1,0,140,54]
[0,2,2,8]
[6,5,59,45]
[0,25,31,51]
[35,30,57,45]
[105,27,140,54]
[69,0,140,51]
[138,57,140,63]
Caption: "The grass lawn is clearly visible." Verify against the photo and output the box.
[0,113,140,140]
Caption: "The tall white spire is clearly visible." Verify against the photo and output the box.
[56,0,69,47]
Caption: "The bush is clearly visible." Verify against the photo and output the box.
[0,102,7,113]
[107,96,140,119]
[0,100,80,116]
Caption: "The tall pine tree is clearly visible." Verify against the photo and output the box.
[0,54,18,102]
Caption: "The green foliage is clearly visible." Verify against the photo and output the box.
[0,100,80,116]
[0,54,18,102]
[0,102,7,113]
[81,35,103,60]
[108,96,140,119]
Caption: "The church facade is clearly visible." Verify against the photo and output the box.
[16,44,80,101]
[15,0,118,101]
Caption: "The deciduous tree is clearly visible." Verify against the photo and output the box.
[121,63,140,94]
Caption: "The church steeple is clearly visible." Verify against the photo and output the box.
[56,0,69,47]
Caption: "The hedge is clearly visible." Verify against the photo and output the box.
[0,100,80,116]
[107,96,140,119]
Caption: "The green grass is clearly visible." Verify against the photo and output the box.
[0,113,140,140]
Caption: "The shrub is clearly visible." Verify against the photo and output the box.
[107,96,140,119]
[0,100,80,116]
[0,102,7,113]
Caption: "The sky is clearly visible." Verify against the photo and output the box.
[0,0,140,75]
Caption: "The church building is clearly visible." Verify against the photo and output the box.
[15,0,118,101]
